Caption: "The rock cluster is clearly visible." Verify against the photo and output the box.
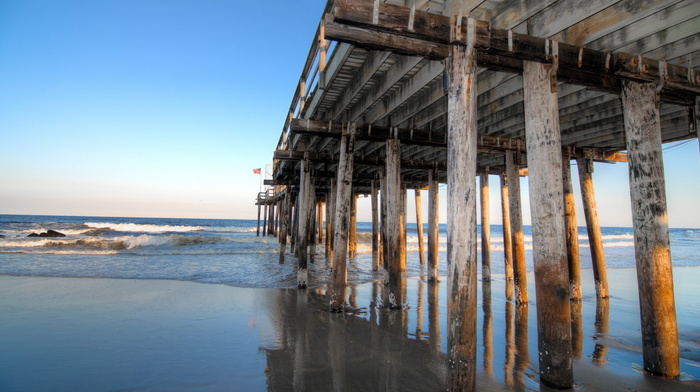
[27,230,66,238]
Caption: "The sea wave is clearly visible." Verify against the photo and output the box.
[84,222,206,233]
[0,234,250,251]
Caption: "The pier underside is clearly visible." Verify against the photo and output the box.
[258,0,700,389]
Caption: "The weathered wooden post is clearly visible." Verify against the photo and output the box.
[267,199,275,236]
[562,157,582,300]
[279,193,289,263]
[348,194,358,258]
[428,167,439,282]
[296,157,312,287]
[385,137,403,309]
[400,185,407,270]
[446,18,478,391]
[262,203,268,237]
[325,193,332,254]
[415,188,426,265]
[256,195,262,237]
[371,180,380,270]
[577,157,609,298]
[290,193,298,255]
[621,80,679,378]
[309,195,317,263]
[380,171,388,273]
[500,174,514,301]
[330,123,356,312]
[327,182,336,262]
[480,172,491,281]
[505,151,527,304]
[317,201,324,244]
[523,59,573,389]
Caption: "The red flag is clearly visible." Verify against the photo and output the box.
[252,168,261,174]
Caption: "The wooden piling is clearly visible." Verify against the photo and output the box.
[330,123,356,312]
[499,174,514,301]
[279,193,288,263]
[324,193,333,258]
[380,171,388,273]
[296,158,312,288]
[505,151,527,304]
[562,158,582,301]
[577,157,609,299]
[309,196,317,263]
[371,180,380,270]
[385,138,403,309]
[480,172,491,281]
[621,80,679,378]
[523,60,572,389]
[446,34,478,392]
[268,201,276,237]
[317,201,324,244]
[262,203,268,237]
[256,199,262,237]
[415,188,426,265]
[400,186,407,270]
[427,168,439,282]
[349,194,358,258]
[327,182,336,262]
[290,194,297,255]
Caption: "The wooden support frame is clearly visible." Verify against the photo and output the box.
[349,194,358,258]
[505,151,527,304]
[562,157,582,301]
[577,157,609,298]
[329,0,700,105]
[499,174,514,301]
[621,80,679,377]
[427,167,439,282]
[523,60,573,389]
[479,172,491,281]
[371,180,380,270]
[385,138,403,309]
[414,188,426,265]
[330,123,357,312]
[445,26,478,391]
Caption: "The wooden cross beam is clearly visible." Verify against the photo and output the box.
[327,0,699,106]
[288,118,628,162]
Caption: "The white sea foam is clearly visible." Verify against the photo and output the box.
[84,222,206,233]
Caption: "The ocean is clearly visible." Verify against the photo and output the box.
[1,214,699,287]
[2,214,700,390]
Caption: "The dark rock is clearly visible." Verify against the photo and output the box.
[28,230,66,238]
[41,230,66,237]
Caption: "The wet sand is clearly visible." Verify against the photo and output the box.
[0,268,698,391]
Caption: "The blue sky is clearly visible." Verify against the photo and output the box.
[1,0,698,227]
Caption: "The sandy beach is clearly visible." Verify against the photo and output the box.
[1,267,698,391]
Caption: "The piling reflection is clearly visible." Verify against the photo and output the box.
[514,303,530,389]
[263,284,446,391]
[483,280,494,377]
[260,274,660,391]
[427,280,441,353]
[593,297,610,364]
[571,299,583,357]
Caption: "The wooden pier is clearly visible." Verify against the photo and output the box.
[256,0,699,389]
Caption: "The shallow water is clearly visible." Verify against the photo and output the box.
[1,214,699,390]
[1,271,698,391]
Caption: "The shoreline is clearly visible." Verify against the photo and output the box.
[1,267,699,391]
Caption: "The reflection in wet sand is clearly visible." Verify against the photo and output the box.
[593,297,610,364]
[262,271,699,391]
